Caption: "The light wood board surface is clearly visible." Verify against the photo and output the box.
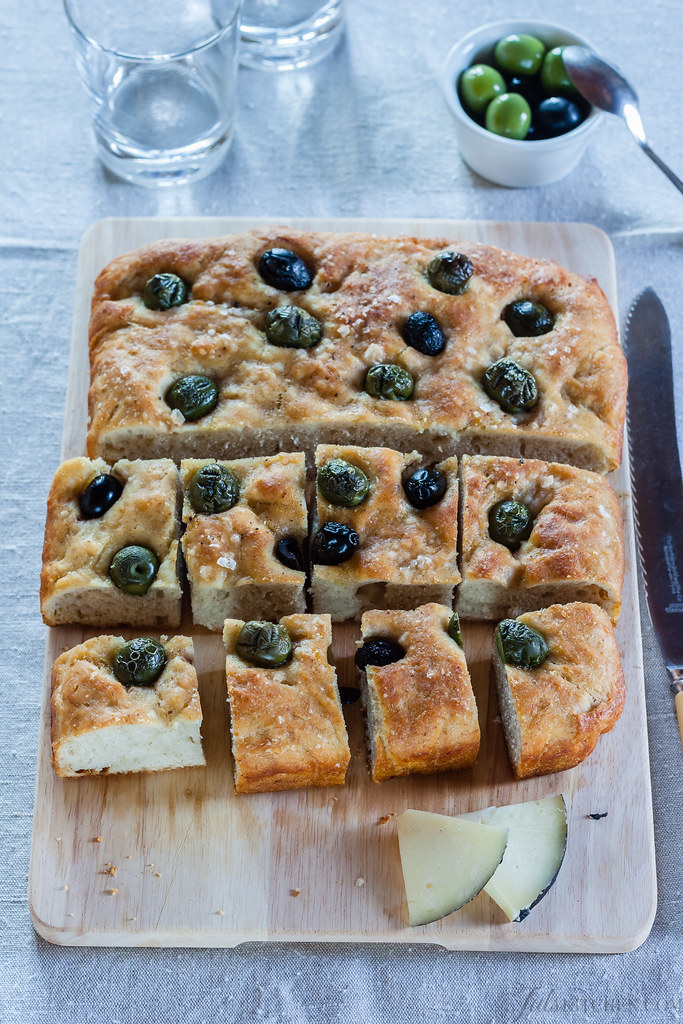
[29,217,656,951]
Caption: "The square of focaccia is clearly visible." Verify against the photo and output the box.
[51,635,205,777]
[357,603,480,782]
[85,229,626,475]
[457,455,624,623]
[223,614,350,793]
[41,457,181,628]
[493,603,625,780]
[310,445,460,622]
[180,453,307,630]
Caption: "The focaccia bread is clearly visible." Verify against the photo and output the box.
[180,453,307,630]
[311,445,460,621]
[493,603,625,780]
[86,228,626,474]
[357,603,480,782]
[457,455,624,623]
[51,634,205,777]
[41,457,182,628]
[223,614,350,793]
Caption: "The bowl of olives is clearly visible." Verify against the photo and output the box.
[441,20,602,187]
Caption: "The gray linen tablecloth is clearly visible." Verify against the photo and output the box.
[1,0,681,1020]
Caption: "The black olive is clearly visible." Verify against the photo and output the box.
[427,251,474,295]
[504,73,544,108]
[188,463,239,514]
[496,619,549,669]
[355,638,405,671]
[403,467,447,509]
[264,306,322,348]
[311,522,360,565]
[365,363,414,400]
[503,300,555,337]
[258,248,312,291]
[447,612,463,648]
[109,545,159,595]
[338,686,361,705]
[534,96,584,138]
[275,537,305,572]
[143,273,189,310]
[113,637,167,686]
[489,499,533,549]
[236,621,292,667]
[402,311,446,356]
[79,473,123,520]
[317,459,370,508]
[165,375,218,421]
[482,358,538,413]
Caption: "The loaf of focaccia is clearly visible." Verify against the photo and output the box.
[86,229,626,474]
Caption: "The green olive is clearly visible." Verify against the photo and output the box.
[165,375,218,421]
[236,621,293,668]
[482,358,538,414]
[493,34,546,76]
[109,545,159,595]
[459,63,506,114]
[485,93,532,140]
[113,637,167,686]
[489,499,533,549]
[541,47,577,95]
[427,251,474,295]
[503,300,555,337]
[317,459,370,507]
[365,363,414,400]
[447,612,463,648]
[143,273,189,310]
[496,619,549,669]
[188,463,239,514]
[264,306,322,349]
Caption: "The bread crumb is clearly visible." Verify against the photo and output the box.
[106,866,118,876]
[290,889,301,897]
[62,884,69,891]
[154,872,162,878]
[106,888,118,895]
[55,837,62,842]
[377,814,394,825]
[93,836,103,843]
[355,877,365,888]
[216,909,225,916]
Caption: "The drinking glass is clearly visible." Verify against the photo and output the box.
[64,0,241,186]
[240,0,344,71]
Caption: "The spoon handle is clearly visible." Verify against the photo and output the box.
[637,139,683,196]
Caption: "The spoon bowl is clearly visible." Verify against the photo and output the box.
[563,45,683,194]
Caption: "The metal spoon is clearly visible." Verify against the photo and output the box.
[562,45,683,196]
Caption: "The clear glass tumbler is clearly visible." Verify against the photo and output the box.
[240,0,344,71]
[64,0,241,186]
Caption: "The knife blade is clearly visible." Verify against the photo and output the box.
[624,287,683,747]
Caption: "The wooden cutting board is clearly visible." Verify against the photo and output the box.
[29,217,656,951]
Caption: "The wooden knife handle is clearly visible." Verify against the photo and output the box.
[677,690,683,751]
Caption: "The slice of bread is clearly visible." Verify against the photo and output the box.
[358,603,480,782]
[493,603,625,780]
[223,614,350,793]
[51,635,205,777]
[41,457,182,628]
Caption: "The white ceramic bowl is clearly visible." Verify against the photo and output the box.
[441,20,602,187]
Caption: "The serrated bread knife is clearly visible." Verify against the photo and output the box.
[625,287,683,749]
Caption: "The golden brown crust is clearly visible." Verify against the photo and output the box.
[50,634,202,776]
[496,603,625,780]
[180,454,307,589]
[223,614,350,793]
[313,445,460,587]
[40,458,182,627]
[458,455,624,622]
[86,229,626,473]
[360,603,480,781]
